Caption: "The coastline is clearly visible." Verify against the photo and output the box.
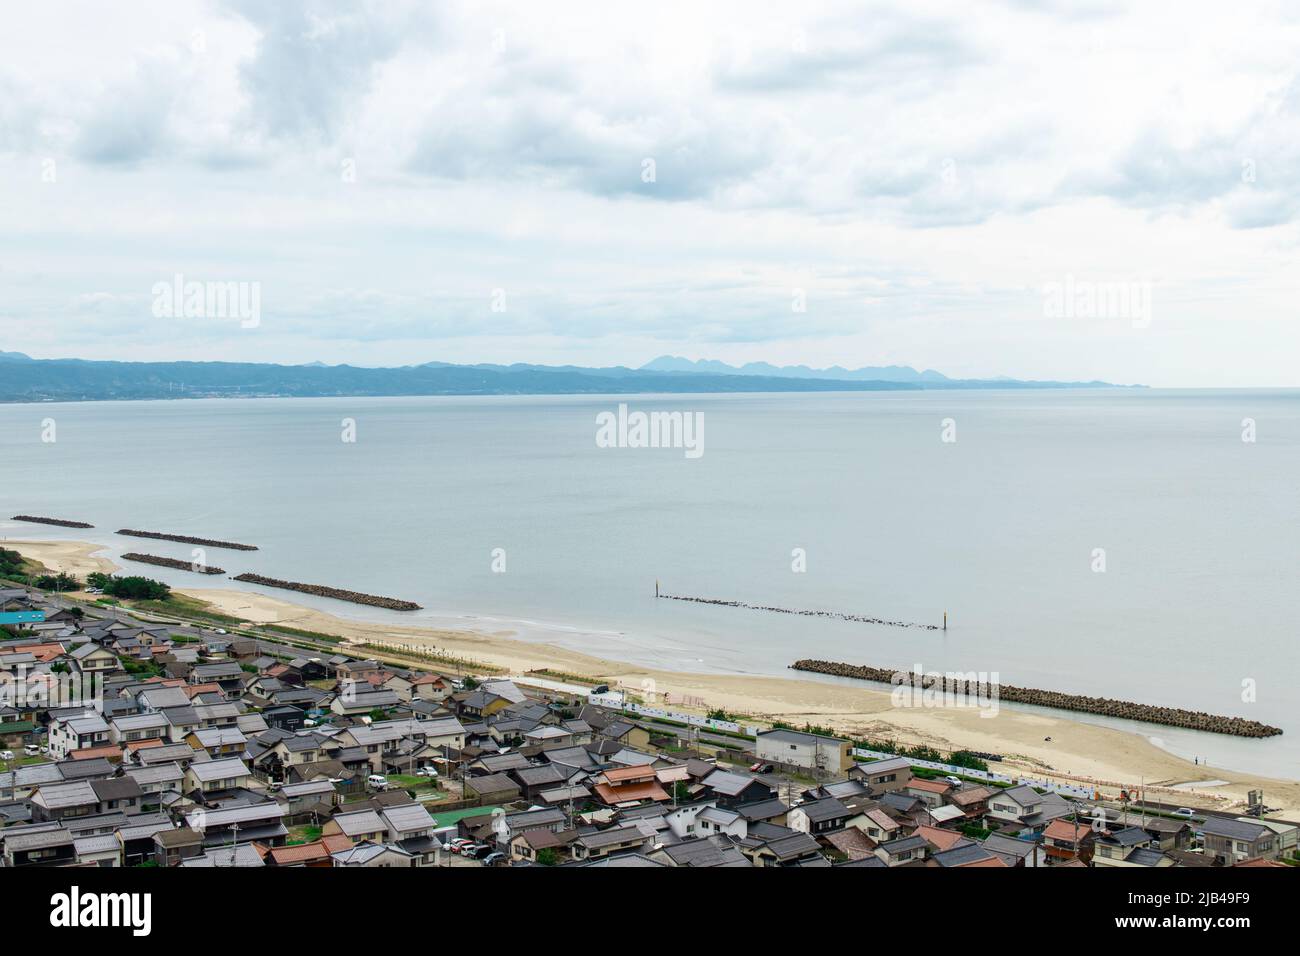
[13,537,1300,814]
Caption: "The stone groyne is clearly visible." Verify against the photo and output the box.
[232,572,422,611]
[11,515,94,529]
[790,659,1283,738]
[117,529,258,551]
[121,552,225,575]
[659,593,939,630]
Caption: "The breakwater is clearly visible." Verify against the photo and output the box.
[121,552,225,575]
[790,659,1283,738]
[232,572,422,611]
[11,515,94,528]
[117,529,258,551]
[658,593,940,630]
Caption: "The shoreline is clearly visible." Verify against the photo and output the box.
[12,537,1300,814]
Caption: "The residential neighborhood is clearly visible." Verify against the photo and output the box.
[1,584,1296,870]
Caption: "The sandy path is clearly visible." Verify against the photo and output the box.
[13,538,1300,814]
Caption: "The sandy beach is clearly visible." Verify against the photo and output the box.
[14,538,1300,815]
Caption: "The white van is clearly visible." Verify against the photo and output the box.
[367,774,389,791]
[24,745,40,757]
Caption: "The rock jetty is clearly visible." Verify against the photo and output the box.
[117,529,258,551]
[790,659,1283,738]
[659,593,939,630]
[232,572,421,611]
[11,515,94,528]
[121,552,225,575]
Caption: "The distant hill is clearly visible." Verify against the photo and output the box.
[0,356,1133,404]
[641,355,951,383]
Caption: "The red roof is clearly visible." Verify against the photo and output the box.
[1044,819,1093,844]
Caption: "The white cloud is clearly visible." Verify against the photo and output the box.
[1,0,1299,385]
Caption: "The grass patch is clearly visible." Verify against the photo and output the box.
[286,825,323,845]
[262,623,345,644]
[130,593,246,626]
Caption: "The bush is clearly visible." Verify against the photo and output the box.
[87,573,170,601]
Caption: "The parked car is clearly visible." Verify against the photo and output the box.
[367,774,389,790]
[466,844,494,859]
[0,750,13,761]
[24,745,40,757]
[943,775,963,786]
[448,839,474,854]
[749,762,774,773]
[1173,808,1195,818]
[481,851,505,866]
[416,766,438,777]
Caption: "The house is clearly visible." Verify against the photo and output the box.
[849,807,901,844]
[1,825,77,867]
[983,831,1043,867]
[331,687,401,717]
[108,713,169,745]
[331,841,416,867]
[90,777,144,814]
[183,757,253,796]
[571,824,651,860]
[464,773,522,805]
[1091,826,1152,865]
[755,728,853,773]
[29,780,99,821]
[68,643,120,675]
[949,784,994,818]
[152,827,205,867]
[1201,817,1279,864]
[742,830,824,867]
[47,712,110,759]
[185,803,288,848]
[934,844,1007,868]
[185,726,248,760]
[788,797,853,836]
[848,756,912,794]
[906,777,954,808]
[986,784,1044,827]
[258,834,353,867]
[1043,817,1095,864]
[592,765,670,806]
[323,808,390,844]
[874,834,930,866]
[700,769,775,808]
[510,826,578,864]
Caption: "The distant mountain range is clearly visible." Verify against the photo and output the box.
[641,356,954,382]
[0,353,1133,403]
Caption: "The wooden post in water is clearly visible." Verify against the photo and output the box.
[943,611,947,631]
[656,580,660,598]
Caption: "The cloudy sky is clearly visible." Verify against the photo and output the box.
[2,0,1299,385]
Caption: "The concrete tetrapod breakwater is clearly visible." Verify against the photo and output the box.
[117,529,258,551]
[658,592,940,630]
[11,515,94,528]
[232,572,422,611]
[790,659,1283,738]
[121,552,225,575]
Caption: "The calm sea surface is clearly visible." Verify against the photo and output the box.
[2,389,1297,777]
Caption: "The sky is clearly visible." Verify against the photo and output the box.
[2,0,1299,386]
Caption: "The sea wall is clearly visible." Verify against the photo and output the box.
[790,659,1282,738]
[659,593,939,630]
[232,572,421,611]
[120,552,225,575]
[11,515,94,528]
[117,529,258,551]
